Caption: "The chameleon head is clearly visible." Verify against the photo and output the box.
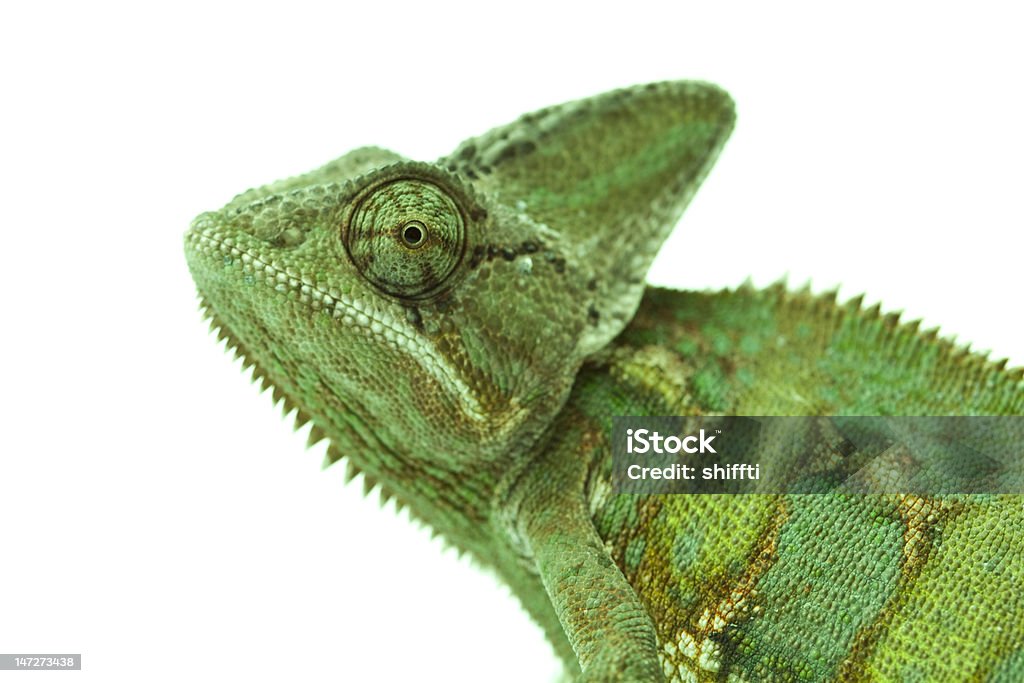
[184,160,599,480]
[184,82,735,506]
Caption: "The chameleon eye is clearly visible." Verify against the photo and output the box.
[344,179,467,298]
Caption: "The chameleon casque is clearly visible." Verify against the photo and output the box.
[184,82,1024,681]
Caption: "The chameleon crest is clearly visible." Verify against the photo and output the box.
[186,82,1023,681]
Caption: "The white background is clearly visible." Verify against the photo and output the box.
[1,2,1021,682]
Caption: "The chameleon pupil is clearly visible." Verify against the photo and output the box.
[402,222,425,247]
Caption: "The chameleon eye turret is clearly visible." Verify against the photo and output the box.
[343,177,467,299]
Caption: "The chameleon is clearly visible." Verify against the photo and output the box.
[184,81,1024,681]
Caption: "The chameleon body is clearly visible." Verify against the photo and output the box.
[184,82,1024,681]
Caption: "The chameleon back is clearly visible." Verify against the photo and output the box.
[580,286,1024,680]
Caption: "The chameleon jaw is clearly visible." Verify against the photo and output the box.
[184,218,488,424]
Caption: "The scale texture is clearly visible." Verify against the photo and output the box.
[184,82,1024,681]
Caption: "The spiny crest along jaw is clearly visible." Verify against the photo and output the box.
[196,295,425,518]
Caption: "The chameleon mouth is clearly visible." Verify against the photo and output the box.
[184,216,405,333]
[184,217,489,423]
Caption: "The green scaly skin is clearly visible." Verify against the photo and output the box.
[184,82,1024,681]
